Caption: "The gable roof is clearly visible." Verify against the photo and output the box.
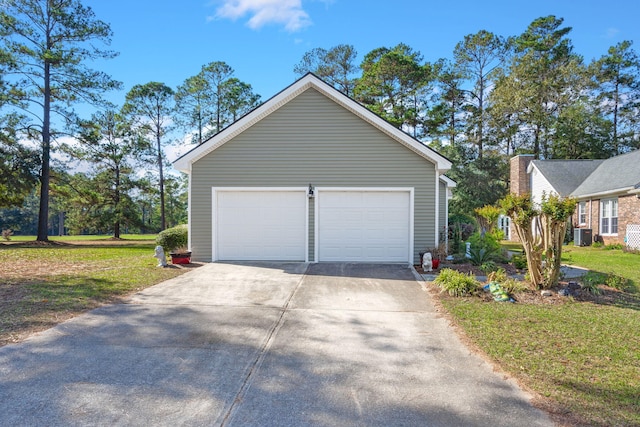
[173,73,452,174]
[528,159,603,196]
[571,149,640,197]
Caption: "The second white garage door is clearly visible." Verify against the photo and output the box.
[316,189,413,263]
[214,189,307,261]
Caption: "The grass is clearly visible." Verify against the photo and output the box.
[562,244,640,287]
[439,243,640,426]
[5,234,157,242]
[441,298,640,426]
[0,241,195,346]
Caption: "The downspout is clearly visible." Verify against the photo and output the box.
[187,164,193,252]
[435,175,440,248]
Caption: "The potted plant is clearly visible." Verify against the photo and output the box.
[156,224,191,264]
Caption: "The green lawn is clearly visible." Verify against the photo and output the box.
[439,243,640,426]
[562,244,640,286]
[6,234,156,242]
[0,242,193,346]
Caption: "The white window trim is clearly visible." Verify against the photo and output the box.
[578,201,587,226]
[599,198,618,236]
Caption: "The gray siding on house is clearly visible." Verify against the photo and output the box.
[190,88,438,263]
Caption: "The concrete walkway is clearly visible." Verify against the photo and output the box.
[0,262,553,426]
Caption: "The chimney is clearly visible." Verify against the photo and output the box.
[510,155,534,196]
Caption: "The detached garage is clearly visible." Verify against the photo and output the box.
[173,73,453,264]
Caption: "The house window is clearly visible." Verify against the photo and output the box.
[578,201,587,225]
[600,198,618,235]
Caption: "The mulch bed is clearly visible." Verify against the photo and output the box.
[416,262,638,307]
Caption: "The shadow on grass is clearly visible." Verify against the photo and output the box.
[557,378,640,427]
[571,269,640,311]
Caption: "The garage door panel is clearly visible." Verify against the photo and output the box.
[317,190,411,263]
[216,190,306,261]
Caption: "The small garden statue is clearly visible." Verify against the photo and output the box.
[153,245,167,267]
[422,252,433,272]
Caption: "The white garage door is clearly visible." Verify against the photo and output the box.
[317,189,412,263]
[214,189,307,261]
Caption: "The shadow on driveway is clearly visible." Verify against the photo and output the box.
[0,262,553,426]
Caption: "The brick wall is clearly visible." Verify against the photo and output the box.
[509,155,534,196]
[619,195,640,244]
[575,195,640,245]
[508,155,534,241]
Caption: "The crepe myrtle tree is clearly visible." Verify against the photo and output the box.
[501,192,576,289]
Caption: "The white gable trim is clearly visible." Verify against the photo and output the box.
[174,74,451,173]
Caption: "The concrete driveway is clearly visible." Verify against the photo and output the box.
[0,263,553,426]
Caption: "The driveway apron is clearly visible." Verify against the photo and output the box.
[0,262,553,427]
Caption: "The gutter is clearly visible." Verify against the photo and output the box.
[572,186,635,199]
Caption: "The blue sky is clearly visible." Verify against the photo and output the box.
[88,0,640,105]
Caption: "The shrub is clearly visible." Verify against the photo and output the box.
[592,241,604,248]
[581,271,605,295]
[488,228,505,241]
[511,254,527,270]
[156,224,188,253]
[487,268,507,283]
[434,268,481,297]
[468,246,496,266]
[500,277,530,294]
[604,243,624,250]
[468,231,501,253]
[480,261,498,274]
[604,274,632,292]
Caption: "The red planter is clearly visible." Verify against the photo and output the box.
[170,252,192,264]
[432,259,440,269]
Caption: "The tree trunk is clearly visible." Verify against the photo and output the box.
[157,132,166,231]
[478,78,484,160]
[613,81,619,154]
[512,221,544,288]
[114,166,121,239]
[36,60,51,242]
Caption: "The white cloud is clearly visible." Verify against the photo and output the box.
[212,0,312,32]
[604,27,620,39]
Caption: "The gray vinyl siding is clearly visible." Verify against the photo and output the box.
[439,180,447,242]
[189,88,438,263]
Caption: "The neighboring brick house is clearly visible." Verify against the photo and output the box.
[509,150,640,249]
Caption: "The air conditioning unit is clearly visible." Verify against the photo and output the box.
[574,228,592,247]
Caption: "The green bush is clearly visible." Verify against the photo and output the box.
[156,224,188,253]
[434,268,481,297]
[466,232,500,265]
[468,232,501,253]
[605,273,632,292]
[581,271,605,295]
[469,246,496,266]
[604,243,624,250]
[500,277,530,294]
[511,254,527,270]
[592,241,604,248]
[480,261,498,274]
[487,268,507,283]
